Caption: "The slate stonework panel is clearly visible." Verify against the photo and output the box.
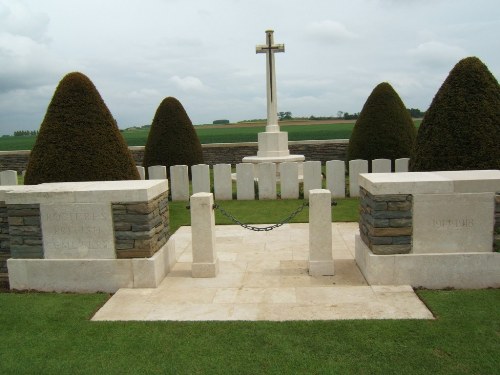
[359,187,412,255]
[112,191,170,258]
[495,193,500,252]
[7,204,43,259]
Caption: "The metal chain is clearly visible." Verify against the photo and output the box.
[213,201,309,232]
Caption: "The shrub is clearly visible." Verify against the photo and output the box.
[24,72,139,184]
[143,97,204,176]
[213,119,230,125]
[410,56,500,171]
[347,82,416,165]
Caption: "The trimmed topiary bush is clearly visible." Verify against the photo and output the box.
[347,82,416,165]
[410,56,500,171]
[24,72,140,184]
[143,97,204,176]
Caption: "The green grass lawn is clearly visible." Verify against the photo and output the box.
[0,289,498,374]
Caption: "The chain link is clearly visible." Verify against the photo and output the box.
[213,201,309,232]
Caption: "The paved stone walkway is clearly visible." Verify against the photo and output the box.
[92,223,434,321]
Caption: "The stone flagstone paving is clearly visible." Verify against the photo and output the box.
[92,223,434,321]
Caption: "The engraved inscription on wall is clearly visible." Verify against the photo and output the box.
[41,203,115,259]
[413,193,494,254]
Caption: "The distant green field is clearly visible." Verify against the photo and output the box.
[0,121,421,151]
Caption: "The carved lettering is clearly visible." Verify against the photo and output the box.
[432,218,474,229]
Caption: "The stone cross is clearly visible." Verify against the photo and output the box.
[256,30,284,133]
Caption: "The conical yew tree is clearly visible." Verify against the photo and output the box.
[347,82,416,165]
[143,97,204,176]
[24,72,139,184]
[410,56,500,171]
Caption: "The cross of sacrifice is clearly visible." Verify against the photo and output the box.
[256,30,285,131]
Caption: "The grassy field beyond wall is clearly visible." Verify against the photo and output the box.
[0,120,421,151]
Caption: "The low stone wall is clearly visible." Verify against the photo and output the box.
[7,204,43,259]
[495,194,500,252]
[359,187,412,255]
[113,191,170,258]
[0,202,9,287]
[0,140,349,172]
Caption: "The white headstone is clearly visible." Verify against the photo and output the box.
[349,159,368,197]
[258,163,277,200]
[280,162,299,199]
[395,158,410,172]
[0,170,18,186]
[308,189,334,276]
[236,163,255,200]
[303,161,322,199]
[372,159,391,173]
[170,165,190,201]
[213,164,233,200]
[148,165,167,180]
[136,166,146,180]
[192,164,210,194]
[326,160,345,198]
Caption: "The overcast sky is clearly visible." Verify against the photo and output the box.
[0,0,499,134]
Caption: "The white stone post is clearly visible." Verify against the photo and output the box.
[258,163,277,200]
[190,193,219,278]
[303,161,322,199]
[148,165,167,179]
[372,159,391,173]
[213,164,233,200]
[395,158,410,172]
[326,160,345,198]
[349,159,368,197]
[280,162,299,199]
[192,164,210,194]
[136,166,146,180]
[0,170,18,186]
[236,163,255,200]
[170,165,190,201]
[308,189,334,276]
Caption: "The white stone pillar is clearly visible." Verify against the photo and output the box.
[0,170,18,186]
[170,165,189,201]
[372,159,391,173]
[303,161,322,199]
[326,160,345,198]
[236,163,255,200]
[395,158,410,172]
[190,193,219,278]
[136,166,146,180]
[308,189,334,276]
[192,164,210,194]
[280,162,299,199]
[213,164,233,200]
[258,163,277,200]
[349,159,368,197]
[148,165,167,179]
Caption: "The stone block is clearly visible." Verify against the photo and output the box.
[148,165,167,180]
[0,170,18,186]
[308,189,334,276]
[371,244,411,255]
[136,166,146,180]
[395,158,409,172]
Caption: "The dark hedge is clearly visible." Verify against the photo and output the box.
[347,82,416,165]
[24,72,139,184]
[410,56,500,171]
[143,97,204,176]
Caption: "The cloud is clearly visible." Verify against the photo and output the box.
[306,20,358,43]
[0,0,50,42]
[408,41,467,68]
[169,75,209,93]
